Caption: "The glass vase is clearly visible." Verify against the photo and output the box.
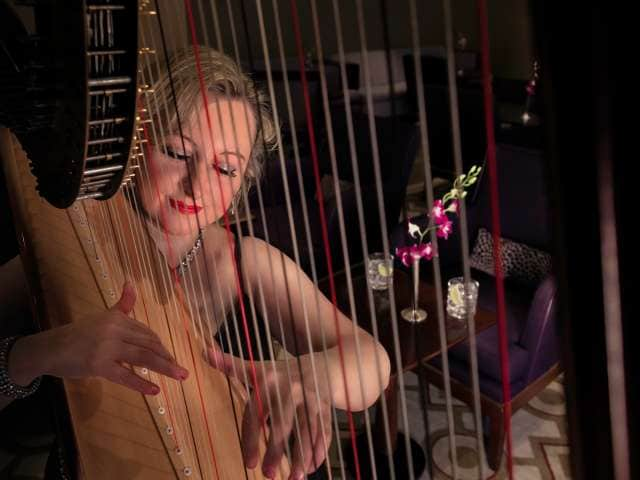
[400,259,427,323]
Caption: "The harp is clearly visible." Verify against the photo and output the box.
[0,1,635,479]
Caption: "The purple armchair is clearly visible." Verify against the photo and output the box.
[425,272,559,469]
[394,144,560,469]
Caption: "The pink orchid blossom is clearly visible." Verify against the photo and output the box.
[431,200,448,225]
[437,220,453,239]
[395,165,480,269]
[395,243,434,267]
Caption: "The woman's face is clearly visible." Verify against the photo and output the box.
[139,95,256,236]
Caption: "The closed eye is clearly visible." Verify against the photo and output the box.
[165,146,192,161]
[213,162,237,178]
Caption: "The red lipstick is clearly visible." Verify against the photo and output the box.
[169,198,203,214]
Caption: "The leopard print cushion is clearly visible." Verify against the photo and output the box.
[469,227,552,284]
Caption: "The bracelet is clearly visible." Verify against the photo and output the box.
[0,336,42,399]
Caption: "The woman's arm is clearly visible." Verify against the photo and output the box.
[205,238,390,478]
[1,283,190,412]
[240,237,390,411]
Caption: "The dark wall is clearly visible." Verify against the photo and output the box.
[203,0,534,80]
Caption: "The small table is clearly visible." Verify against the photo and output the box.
[319,265,496,478]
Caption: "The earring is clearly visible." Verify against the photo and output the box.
[229,192,240,216]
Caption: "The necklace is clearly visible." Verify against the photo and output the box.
[133,192,204,276]
[177,230,203,276]
[143,217,203,276]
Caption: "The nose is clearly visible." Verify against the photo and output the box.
[181,158,209,201]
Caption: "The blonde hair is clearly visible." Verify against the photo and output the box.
[149,46,276,184]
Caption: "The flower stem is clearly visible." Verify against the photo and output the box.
[413,259,420,311]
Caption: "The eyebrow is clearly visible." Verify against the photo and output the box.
[168,134,245,164]
[175,133,195,146]
[164,134,195,152]
[215,150,246,164]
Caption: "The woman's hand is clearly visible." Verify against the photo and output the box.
[207,345,333,480]
[8,283,189,395]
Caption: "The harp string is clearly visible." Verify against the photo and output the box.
[374,1,437,475]
[237,0,318,472]
[351,0,439,475]
[194,0,271,409]
[159,0,250,393]
[189,3,300,477]
[231,38,305,480]
[121,140,207,453]
[100,151,202,470]
[138,12,209,467]
[206,0,224,52]
[350,1,417,478]
[285,0,371,477]
[326,0,399,476]
[139,109,225,478]
[97,192,190,457]
[150,4,252,417]
[232,3,324,475]
[81,14,196,461]
[118,184,189,395]
[207,0,314,475]
[182,2,312,476]
[306,0,392,477]
[245,0,342,474]
[135,33,226,480]
[263,0,362,474]
[407,0,461,476]
[377,0,399,123]
[181,2,275,467]
[113,187,188,452]
[440,0,489,476]
[205,0,340,470]
[476,0,514,476]
[139,6,247,477]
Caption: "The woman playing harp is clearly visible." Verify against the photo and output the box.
[141,46,391,479]
[1,46,390,479]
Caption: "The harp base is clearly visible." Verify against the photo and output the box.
[345,432,427,480]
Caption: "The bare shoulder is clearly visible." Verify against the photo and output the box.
[238,236,301,282]
[239,235,280,267]
[198,227,239,281]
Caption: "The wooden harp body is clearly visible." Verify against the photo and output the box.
[0,129,281,479]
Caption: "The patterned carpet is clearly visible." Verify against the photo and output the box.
[331,372,571,480]
[414,373,570,479]
[1,372,570,479]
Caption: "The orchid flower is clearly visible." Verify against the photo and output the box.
[395,165,481,267]
[395,243,434,267]
[431,200,447,225]
[446,199,460,214]
[437,220,453,239]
